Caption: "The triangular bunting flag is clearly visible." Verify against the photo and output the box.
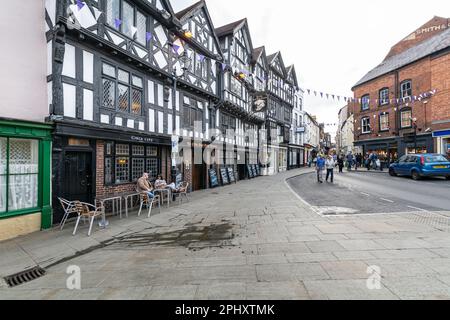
[114,18,122,29]
[172,44,180,54]
[76,0,85,10]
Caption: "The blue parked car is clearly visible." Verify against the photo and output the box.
[389,154,450,180]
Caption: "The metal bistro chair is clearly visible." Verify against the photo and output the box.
[72,201,103,236]
[173,182,190,204]
[137,189,161,218]
[58,197,78,231]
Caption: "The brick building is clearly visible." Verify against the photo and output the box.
[352,17,450,165]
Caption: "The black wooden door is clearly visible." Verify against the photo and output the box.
[63,152,93,203]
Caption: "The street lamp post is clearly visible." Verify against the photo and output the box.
[413,117,418,154]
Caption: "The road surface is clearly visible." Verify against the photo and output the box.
[287,170,450,215]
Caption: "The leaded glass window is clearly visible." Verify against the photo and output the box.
[105,158,113,185]
[147,146,158,157]
[132,158,145,181]
[104,143,160,185]
[115,157,129,183]
[131,88,142,115]
[146,158,158,177]
[136,11,147,45]
[102,79,115,109]
[118,84,129,112]
[106,0,120,30]
[122,1,134,39]
[116,144,129,155]
[132,145,145,156]
[118,69,130,83]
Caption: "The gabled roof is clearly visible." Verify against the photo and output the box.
[175,0,203,20]
[353,26,450,89]
[286,64,299,88]
[215,18,247,38]
[174,0,223,59]
[267,51,287,78]
[251,46,266,66]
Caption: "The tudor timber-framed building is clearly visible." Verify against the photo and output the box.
[262,52,298,175]
[215,18,264,181]
[45,0,224,223]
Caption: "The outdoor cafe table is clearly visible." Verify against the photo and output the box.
[153,188,171,208]
[95,194,123,228]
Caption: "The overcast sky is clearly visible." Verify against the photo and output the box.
[172,0,450,138]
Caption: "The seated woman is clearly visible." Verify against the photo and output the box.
[154,174,178,191]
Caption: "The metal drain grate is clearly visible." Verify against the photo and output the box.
[4,266,46,287]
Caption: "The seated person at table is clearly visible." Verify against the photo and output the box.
[155,174,179,191]
[137,172,155,199]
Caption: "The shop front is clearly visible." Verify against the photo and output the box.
[355,133,434,169]
[0,119,52,241]
[288,145,305,169]
[433,129,450,158]
[52,122,171,224]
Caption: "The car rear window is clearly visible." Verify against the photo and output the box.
[424,155,449,163]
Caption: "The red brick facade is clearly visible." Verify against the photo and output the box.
[352,18,450,160]
[95,140,172,199]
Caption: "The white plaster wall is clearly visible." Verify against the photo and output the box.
[0,1,48,122]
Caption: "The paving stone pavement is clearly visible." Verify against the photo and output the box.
[1,168,450,300]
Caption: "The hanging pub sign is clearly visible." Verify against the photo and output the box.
[247,164,254,178]
[227,167,236,183]
[220,168,230,185]
[253,96,267,113]
[208,169,219,188]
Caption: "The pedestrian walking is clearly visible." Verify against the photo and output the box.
[316,155,325,183]
[346,152,353,171]
[325,155,335,183]
[337,154,344,173]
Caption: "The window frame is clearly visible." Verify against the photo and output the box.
[361,117,371,134]
[379,113,390,132]
[361,94,370,111]
[104,142,161,186]
[400,108,412,129]
[0,137,41,216]
[101,62,143,117]
[182,95,204,131]
[400,80,412,99]
[379,88,389,106]
[106,0,149,47]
